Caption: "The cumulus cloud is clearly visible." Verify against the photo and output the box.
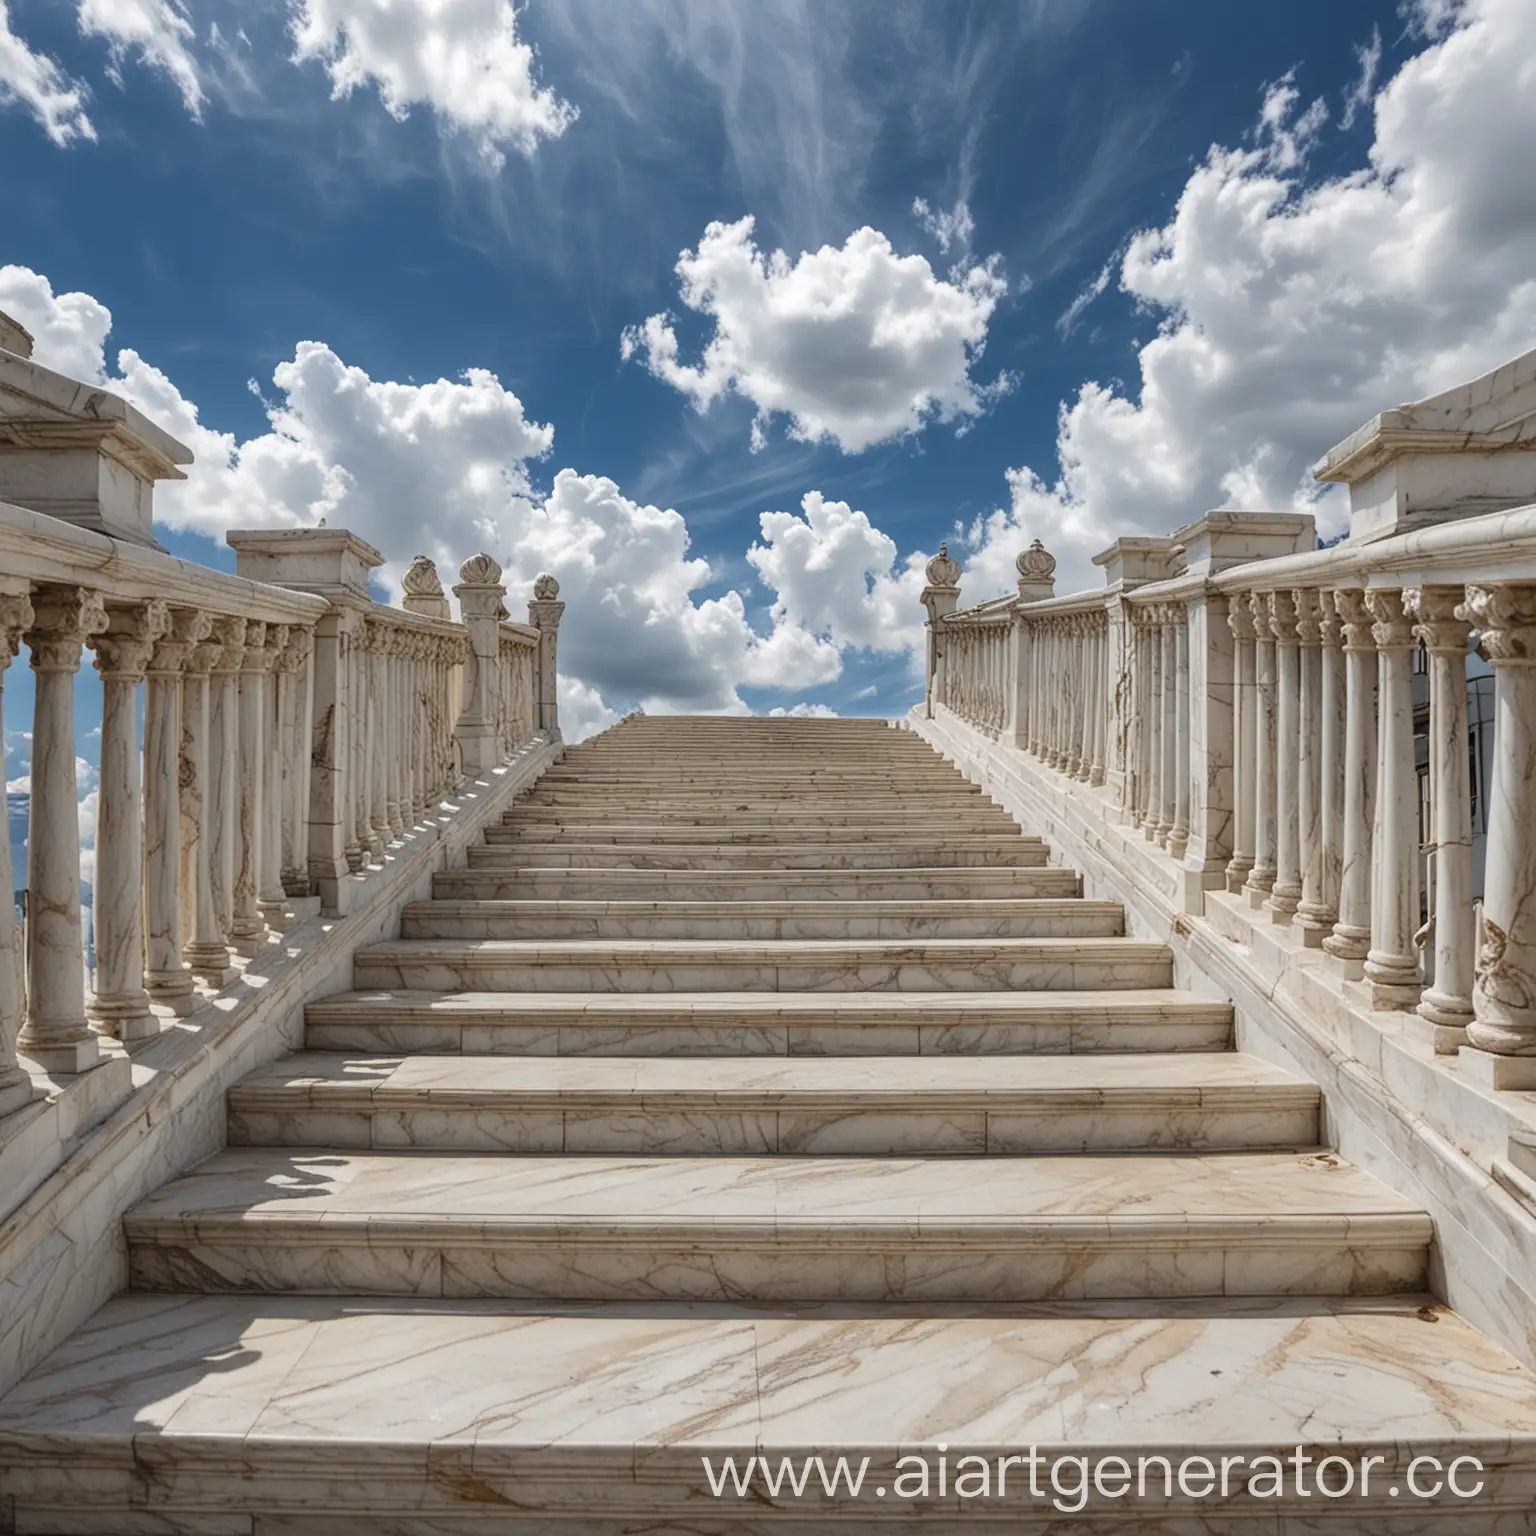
[4,264,843,722]
[748,492,926,660]
[78,0,203,114]
[289,0,577,166]
[621,216,1013,454]
[954,0,1536,601]
[0,0,94,144]
[768,703,838,717]
[912,197,974,257]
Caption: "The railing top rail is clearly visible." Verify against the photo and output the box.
[943,595,1017,625]
[1016,589,1114,618]
[365,604,468,640]
[499,619,540,646]
[0,499,327,626]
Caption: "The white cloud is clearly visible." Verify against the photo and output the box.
[77,0,203,115]
[748,492,926,659]
[768,703,838,717]
[912,197,974,257]
[1341,25,1382,131]
[6,265,841,719]
[77,787,98,887]
[289,0,577,166]
[0,0,94,144]
[1055,254,1115,339]
[74,756,96,790]
[5,776,28,795]
[557,676,619,744]
[955,0,1536,602]
[621,216,1013,454]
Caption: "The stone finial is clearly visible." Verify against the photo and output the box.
[924,542,962,589]
[401,554,452,619]
[1016,539,1055,582]
[533,573,560,601]
[0,311,33,359]
[458,552,503,586]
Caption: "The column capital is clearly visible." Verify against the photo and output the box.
[28,586,109,673]
[148,608,215,676]
[0,592,34,660]
[1457,583,1536,664]
[1318,590,1344,648]
[211,615,248,673]
[1227,597,1257,643]
[240,621,284,673]
[92,598,173,682]
[1406,585,1473,654]
[1266,589,1299,644]
[278,625,314,673]
[1292,588,1324,645]
[1332,588,1374,649]
[1365,588,1415,650]
[1247,590,1272,634]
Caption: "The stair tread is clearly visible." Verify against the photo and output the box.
[233,1049,1316,1105]
[1,1292,1530,1469]
[406,897,1115,916]
[357,937,1168,959]
[127,1147,1422,1233]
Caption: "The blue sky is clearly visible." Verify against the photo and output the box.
[2,0,1534,766]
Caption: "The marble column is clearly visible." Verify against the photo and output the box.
[1226,598,1256,892]
[181,627,236,987]
[454,554,510,771]
[346,622,369,871]
[1266,592,1302,922]
[529,574,564,741]
[278,628,315,895]
[87,601,170,1043]
[1067,618,1085,777]
[1317,593,1347,942]
[1144,611,1164,839]
[1363,589,1422,1010]
[230,621,269,957]
[1158,609,1177,848]
[1458,585,1536,1073]
[381,628,403,839]
[1088,620,1107,786]
[1294,590,1331,945]
[0,593,36,1113]
[364,623,388,859]
[208,618,245,947]
[21,589,112,1070]
[141,608,209,1016]
[258,626,291,930]
[1324,590,1376,972]
[1245,593,1277,902]
[1170,606,1191,860]
[1407,587,1475,1051]
[305,608,356,915]
[1132,613,1151,825]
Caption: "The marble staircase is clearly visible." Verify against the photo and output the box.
[3,716,1536,1533]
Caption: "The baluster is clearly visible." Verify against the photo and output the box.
[1144,610,1163,838]
[208,619,245,949]
[1363,589,1422,1009]
[1226,598,1256,891]
[1458,585,1536,1083]
[1170,604,1190,859]
[86,601,169,1041]
[1158,607,1176,846]
[1408,588,1475,1050]
[0,593,36,1110]
[1245,593,1277,902]
[1316,594,1346,939]
[180,619,237,989]
[1266,592,1302,921]
[350,622,373,867]
[258,626,291,929]
[1089,618,1107,786]
[141,606,208,1017]
[279,628,315,894]
[1131,612,1149,824]
[1324,590,1376,973]
[382,628,403,838]
[1295,590,1331,944]
[230,621,270,955]
[367,624,389,856]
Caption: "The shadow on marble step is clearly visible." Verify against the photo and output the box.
[397,897,1125,942]
[463,842,1053,871]
[120,1147,1430,1304]
[431,867,1084,902]
[350,937,1174,994]
[482,825,1039,847]
[227,1049,1320,1155]
[3,1291,1533,1534]
[303,988,1234,1058]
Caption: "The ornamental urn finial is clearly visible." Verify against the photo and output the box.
[925,542,962,589]
[1016,539,1055,582]
[458,552,503,586]
[402,554,444,598]
[533,573,560,601]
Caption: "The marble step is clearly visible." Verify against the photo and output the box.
[305,988,1231,1056]
[121,1147,1430,1303]
[399,897,1124,940]
[351,937,1172,993]
[464,839,1051,870]
[505,806,1011,828]
[433,865,1083,902]
[227,1051,1320,1155]
[4,1292,1531,1535]
[483,822,1036,846]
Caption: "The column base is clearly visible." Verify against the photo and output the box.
[1224,857,1254,894]
[227,927,266,960]
[184,943,238,989]
[1295,904,1336,948]
[1363,952,1422,1012]
[87,997,161,1044]
[344,842,366,873]
[1265,883,1301,923]
[144,974,198,1016]
[1459,1046,1536,1092]
[1410,1013,1470,1056]
[0,1065,38,1118]
[19,1030,100,1074]
[257,899,295,933]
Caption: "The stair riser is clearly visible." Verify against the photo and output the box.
[432,872,1082,900]
[464,846,1051,869]
[304,1018,1233,1057]
[489,827,1024,845]
[351,956,1174,993]
[228,1099,1318,1155]
[125,1227,1426,1304]
[399,914,1122,940]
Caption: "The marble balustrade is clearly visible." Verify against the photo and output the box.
[919,506,1536,1076]
[0,512,564,1099]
